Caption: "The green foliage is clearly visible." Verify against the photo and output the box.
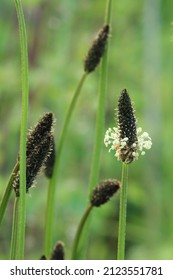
[0,0,173,259]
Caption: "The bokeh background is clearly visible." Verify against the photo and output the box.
[0,0,173,259]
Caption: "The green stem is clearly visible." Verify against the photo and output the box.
[88,0,112,196]
[44,72,88,257]
[117,163,128,260]
[0,162,19,228]
[9,197,19,260]
[76,0,112,260]
[71,205,93,260]
[15,0,29,259]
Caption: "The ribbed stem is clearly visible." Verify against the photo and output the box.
[71,205,93,260]
[117,163,128,260]
[0,162,19,228]
[44,72,88,257]
[15,0,29,259]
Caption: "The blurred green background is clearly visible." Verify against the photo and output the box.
[0,0,173,260]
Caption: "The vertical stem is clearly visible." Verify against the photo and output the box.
[15,0,29,259]
[71,205,93,260]
[104,0,112,23]
[88,0,112,196]
[44,72,88,257]
[117,163,128,260]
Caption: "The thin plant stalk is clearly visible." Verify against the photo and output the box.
[73,0,112,260]
[71,205,93,260]
[14,0,29,259]
[117,163,128,260]
[88,0,112,196]
[44,72,88,257]
[0,161,19,228]
[9,197,19,260]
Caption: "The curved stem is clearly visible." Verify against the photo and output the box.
[71,205,93,260]
[117,163,128,260]
[44,72,88,257]
[0,162,19,228]
[15,0,29,259]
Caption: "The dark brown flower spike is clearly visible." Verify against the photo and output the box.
[84,25,110,73]
[50,241,65,260]
[13,112,55,196]
[26,112,54,157]
[118,89,137,147]
[44,136,55,178]
[90,179,120,207]
[104,89,152,163]
[117,89,138,163]
[13,134,52,196]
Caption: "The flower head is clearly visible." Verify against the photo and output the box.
[90,179,120,207]
[84,25,110,73]
[13,112,55,196]
[104,89,152,163]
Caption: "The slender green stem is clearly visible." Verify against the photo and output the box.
[71,205,93,260]
[76,0,112,260]
[44,72,88,257]
[9,197,19,260]
[88,0,112,196]
[117,163,128,260]
[15,0,29,259]
[0,162,19,228]
[104,0,112,23]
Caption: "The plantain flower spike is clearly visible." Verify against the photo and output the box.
[104,89,152,163]
[84,25,110,73]
[13,112,55,196]
[26,112,54,156]
[90,179,120,207]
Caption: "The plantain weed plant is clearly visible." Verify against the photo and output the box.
[1,0,153,261]
[10,113,55,260]
[44,0,112,258]
[104,89,152,259]
[0,0,119,260]
[10,0,29,260]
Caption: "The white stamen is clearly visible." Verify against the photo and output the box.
[104,126,152,162]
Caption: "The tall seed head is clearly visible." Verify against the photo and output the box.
[26,112,54,157]
[84,25,110,73]
[14,134,52,196]
[104,89,152,162]
[13,112,55,196]
[117,89,138,163]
